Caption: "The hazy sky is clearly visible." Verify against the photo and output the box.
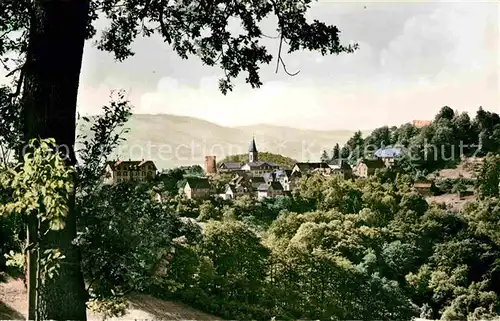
[3,0,500,130]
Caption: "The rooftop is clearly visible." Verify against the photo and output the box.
[374,147,402,158]
[185,177,211,189]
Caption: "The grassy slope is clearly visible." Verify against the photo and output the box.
[77,114,368,170]
[219,152,297,169]
[0,277,220,320]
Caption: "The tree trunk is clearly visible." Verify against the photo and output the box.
[22,0,90,319]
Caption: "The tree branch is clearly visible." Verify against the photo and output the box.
[158,0,172,43]
[275,34,300,76]
[262,33,279,39]
[94,3,127,12]
[274,34,283,74]
[0,30,11,40]
[9,63,26,100]
[0,59,8,71]
[271,0,300,77]
[5,65,23,78]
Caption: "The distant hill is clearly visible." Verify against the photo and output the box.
[77,114,369,170]
[219,152,298,169]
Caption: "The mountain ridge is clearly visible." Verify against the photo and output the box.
[77,114,371,170]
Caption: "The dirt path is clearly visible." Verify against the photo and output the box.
[0,277,220,320]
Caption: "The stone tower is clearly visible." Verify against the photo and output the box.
[248,137,258,163]
[205,155,217,175]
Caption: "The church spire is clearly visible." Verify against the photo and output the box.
[248,136,258,162]
[248,135,258,153]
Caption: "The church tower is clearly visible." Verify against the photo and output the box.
[248,136,258,163]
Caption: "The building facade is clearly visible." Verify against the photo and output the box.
[353,159,385,178]
[374,147,402,167]
[104,159,157,184]
[183,177,211,200]
[257,181,284,200]
[291,162,330,176]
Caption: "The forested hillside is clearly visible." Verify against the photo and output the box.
[218,152,297,169]
[322,106,499,173]
[2,106,500,320]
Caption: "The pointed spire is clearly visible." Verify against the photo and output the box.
[248,136,258,153]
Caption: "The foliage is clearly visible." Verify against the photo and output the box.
[181,165,205,177]
[76,90,132,193]
[1,146,489,320]
[2,0,357,318]
[155,168,185,196]
[207,173,233,194]
[75,181,201,302]
[320,150,329,163]
[4,250,24,272]
[330,143,341,162]
[87,296,129,321]
[435,178,475,195]
[219,152,297,169]
[0,86,22,164]
[0,138,76,318]
[476,154,500,198]
[340,106,500,172]
[341,130,365,161]
[197,200,221,221]
[0,138,73,231]
[85,0,357,94]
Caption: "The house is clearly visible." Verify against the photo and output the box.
[291,162,330,176]
[223,183,247,200]
[248,176,267,190]
[241,161,279,176]
[328,160,352,179]
[311,167,334,177]
[257,181,284,200]
[228,173,266,197]
[182,177,211,200]
[223,184,237,200]
[353,159,385,178]
[104,159,157,184]
[272,169,295,191]
[218,162,244,173]
[374,147,402,167]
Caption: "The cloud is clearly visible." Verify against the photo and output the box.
[379,1,498,82]
[138,76,325,127]
[1,1,495,131]
[130,69,498,131]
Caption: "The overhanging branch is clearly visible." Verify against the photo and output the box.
[275,34,300,77]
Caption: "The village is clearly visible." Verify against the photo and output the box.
[102,135,479,206]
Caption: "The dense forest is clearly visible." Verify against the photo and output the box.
[322,106,500,174]
[2,104,500,320]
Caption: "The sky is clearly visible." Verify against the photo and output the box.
[3,0,500,130]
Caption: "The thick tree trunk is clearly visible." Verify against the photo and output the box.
[22,0,90,320]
